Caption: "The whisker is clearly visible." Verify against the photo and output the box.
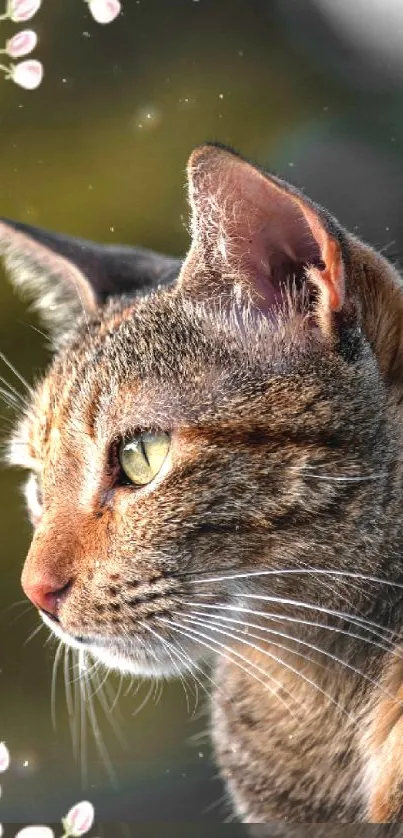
[51,639,64,731]
[182,612,397,704]
[82,659,109,700]
[158,616,300,721]
[108,672,125,715]
[176,615,355,720]
[158,624,235,706]
[189,566,401,627]
[68,655,100,686]
[78,649,89,788]
[142,621,195,715]
[131,680,155,719]
[125,671,143,698]
[298,469,388,483]
[1,598,30,615]
[181,611,325,669]
[187,567,403,591]
[25,321,48,340]
[0,386,21,410]
[64,646,79,761]
[23,622,44,646]
[0,350,32,393]
[189,594,398,644]
[173,635,213,711]
[90,668,128,751]
[81,658,119,788]
[152,674,163,705]
[9,604,35,627]
[185,601,399,660]
[0,374,28,406]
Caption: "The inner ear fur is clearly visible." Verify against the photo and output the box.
[0,218,181,343]
[178,144,345,336]
[179,144,403,386]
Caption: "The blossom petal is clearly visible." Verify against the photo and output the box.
[8,0,42,22]
[14,829,54,838]
[64,800,95,836]
[0,743,10,773]
[6,30,38,58]
[88,0,121,25]
[11,59,43,89]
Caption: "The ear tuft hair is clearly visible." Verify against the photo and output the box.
[179,144,345,338]
[0,218,181,344]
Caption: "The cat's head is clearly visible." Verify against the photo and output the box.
[3,144,403,676]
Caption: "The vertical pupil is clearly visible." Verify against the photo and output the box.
[140,437,150,467]
[118,432,170,485]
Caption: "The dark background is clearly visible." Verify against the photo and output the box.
[1,0,403,833]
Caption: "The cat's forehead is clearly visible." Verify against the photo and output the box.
[12,288,340,469]
[48,289,309,406]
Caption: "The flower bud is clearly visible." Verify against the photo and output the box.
[6,30,38,58]
[7,0,42,23]
[88,0,121,25]
[63,800,95,836]
[0,743,10,773]
[11,58,43,89]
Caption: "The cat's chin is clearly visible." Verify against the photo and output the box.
[84,642,177,677]
[40,611,190,678]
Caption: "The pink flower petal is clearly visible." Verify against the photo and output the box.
[6,29,38,58]
[0,743,10,773]
[11,59,43,89]
[64,800,95,836]
[8,0,42,22]
[88,0,121,25]
[14,829,54,838]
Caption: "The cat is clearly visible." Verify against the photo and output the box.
[3,143,403,826]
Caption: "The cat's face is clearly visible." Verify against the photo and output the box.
[4,145,403,676]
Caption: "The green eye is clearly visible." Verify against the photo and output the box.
[118,431,170,486]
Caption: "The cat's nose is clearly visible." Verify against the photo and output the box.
[21,572,72,620]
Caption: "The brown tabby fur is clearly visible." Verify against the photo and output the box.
[4,144,403,826]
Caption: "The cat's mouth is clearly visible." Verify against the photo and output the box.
[40,609,198,677]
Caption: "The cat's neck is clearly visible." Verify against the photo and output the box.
[211,629,394,823]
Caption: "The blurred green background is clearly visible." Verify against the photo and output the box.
[1,0,403,833]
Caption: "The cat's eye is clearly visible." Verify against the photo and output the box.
[118,431,170,486]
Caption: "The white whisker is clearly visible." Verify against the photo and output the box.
[142,621,196,715]
[299,470,388,482]
[131,680,155,719]
[23,622,44,646]
[0,374,28,406]
[184,601,399,659]
[51,639,64,731]
[181,611,397,703]
[176,614,355,720]
[187,567,403,591]
[81,661,119,788]
[78,649,89,787]
[63,646,78,761]
[0,350,32,393]
[189,594,398,644]
[158,616,300,721]
[90,667,128,751]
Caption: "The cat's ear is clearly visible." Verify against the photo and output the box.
[0,218,181,342]
[178,144,345,335]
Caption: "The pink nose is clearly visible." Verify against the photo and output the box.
[22,574,72,620]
